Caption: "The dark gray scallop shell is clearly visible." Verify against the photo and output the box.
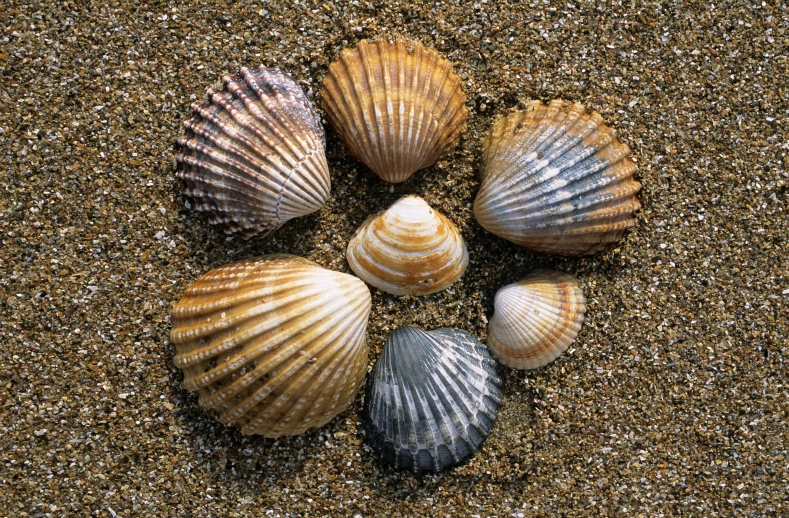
[176,66,330,239]
[364,326,502,474]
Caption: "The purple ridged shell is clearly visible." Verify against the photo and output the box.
[176,66,330,239]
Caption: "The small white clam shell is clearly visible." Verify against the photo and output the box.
[364,326,502,474]
[487,269,586,369]
[346,195,468,296]
[170,254,371,437]
[176,66,330,239]
[474,100,641,255]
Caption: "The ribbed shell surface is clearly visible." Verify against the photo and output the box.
[176,66,331,239]
[321,39,468,183]
[364,326,502,474]
[474,100,642,255]
[170,254,371,437]
[346,195,468,296]
[487,270,586,370]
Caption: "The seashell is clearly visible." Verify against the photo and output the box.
[474,100,642,255]
[487,269,586,369]
[170,254,371,437]
[176,66,331,239]
[321,39,468,183]
[364,326,502,474]
[347,195,468,296]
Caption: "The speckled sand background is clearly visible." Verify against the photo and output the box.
[2,1,787,516]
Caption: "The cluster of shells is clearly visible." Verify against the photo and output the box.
[171,38,641,474]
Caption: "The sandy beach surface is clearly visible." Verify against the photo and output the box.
[2,0,787,516]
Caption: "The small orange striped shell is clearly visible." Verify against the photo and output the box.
[346,196,468,296]
[321,39,468,183]
[474,100,641,255]
[170,254,371,437]
[487,270,586,369]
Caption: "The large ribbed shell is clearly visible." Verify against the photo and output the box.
[487,269,586,369]
[176,66,331,239]
[474,100,642,255]
[364,326,502,474]
[321,39,468,183]
[346,195,468,296]
[170,254,371,437]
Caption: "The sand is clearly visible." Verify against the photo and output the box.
[1,0,787,516]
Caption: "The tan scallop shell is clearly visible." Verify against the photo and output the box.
[487,269,586,369]
[474,100,641,255]
[346,195,468,296]
[170,254,371,437]
[321,39,468,183]
[176,66,330,239]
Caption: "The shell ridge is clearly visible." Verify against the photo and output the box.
[274,146,329,220]
[410,48,441,171]
[203,88,302,172]
[223,77,308,165]
[181,290,369,391]
[178,125,292,199]
[342,46,381,174]
[421,65,465,167]
[177,151,281,205]
[377,39,397,177]
[180,114,285,185]
[242,67,324,159]
[243,307,368,431]
[359,40,386,175]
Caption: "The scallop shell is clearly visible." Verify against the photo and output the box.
[487,269,586,369]
[321,39,468,183]
[474,100,641,255]
[364,326,502,474]
[347,195,468,296]
[170,254,371,437]
[176,66,331,239]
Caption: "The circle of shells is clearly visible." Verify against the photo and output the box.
[170,38,641,473]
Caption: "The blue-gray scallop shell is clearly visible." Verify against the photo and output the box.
[473,99,641,256]
[364,326,502,474]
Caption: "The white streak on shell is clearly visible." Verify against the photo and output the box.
[487,269,586,369]
[364,327,502,474]
[474,99,641,255]
[176,66,331,239]
[346,195,468,296]
[170,254,371,437]
[321,39,468,183]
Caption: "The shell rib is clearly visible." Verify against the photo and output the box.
[321,39,468,183]
[364,326,502,474]
[170,254,371,437]
[176,66,331,239]
[347,195,468,296]
[487,269,586,369]
[474,100,641,255]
